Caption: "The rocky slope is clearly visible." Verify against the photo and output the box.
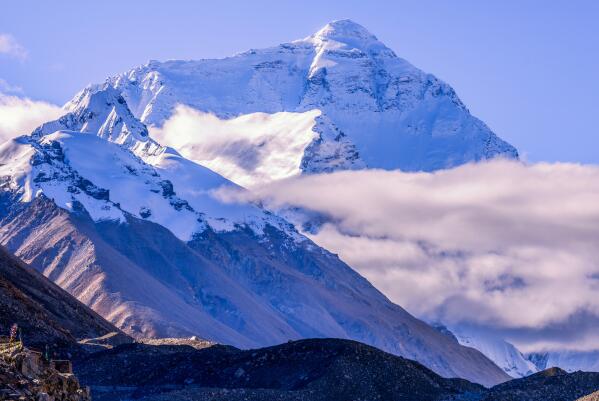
[70,19,517,187]
[0,245,126,355]
[0,246,127,400]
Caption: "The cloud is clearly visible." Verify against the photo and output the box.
[149,105,320,188]
[0,93,64,143]
[217,160,599,351]
[0,34,27,60]
[0,78,23,94]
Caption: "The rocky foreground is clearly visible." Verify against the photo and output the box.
[1,336,597,401]
[76,338,484,401]
[0,346,90,401]
[74,338,599,401]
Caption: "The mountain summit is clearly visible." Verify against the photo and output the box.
[311,19,380,40]
[64,20,518,187]
[304,19,393,56]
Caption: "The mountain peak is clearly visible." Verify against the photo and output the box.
[68,85,122,112]
[32,86,162,156]
[82,20,517,177]
[313,19,376,41]
[305,19,389,54]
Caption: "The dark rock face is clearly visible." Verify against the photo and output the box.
[76,338,485,401]
[482,367,599,401]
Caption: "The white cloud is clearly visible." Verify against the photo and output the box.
[0,34,27,60]
[0,93,63,144]
[217,160,599,351]
[149,105,320,188]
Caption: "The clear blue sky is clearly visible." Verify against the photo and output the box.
[1,0,597,163]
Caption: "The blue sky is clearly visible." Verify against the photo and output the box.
[1,0,597,163]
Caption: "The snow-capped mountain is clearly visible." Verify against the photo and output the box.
[68,19,517,187]
[449,326,538,378]
[527,350,599,374]
[33,86,161,157]
[0,89,510,386]
[442,325,599,377]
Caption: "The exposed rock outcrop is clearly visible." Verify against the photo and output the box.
[0,347,90,401]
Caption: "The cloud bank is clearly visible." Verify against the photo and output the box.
[0,34,27,60]
[217,160,599,351]
[0,94,64,144]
